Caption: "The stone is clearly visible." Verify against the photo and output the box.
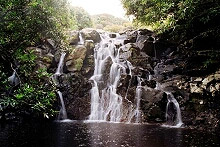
[215,83,220,90]
[81,28,101,43]
[136,35,155,56]
[207,85,217,93]
[69,31,80,45]
[46,39,56,49]
[202,75,215,85]
[124,30,138,44]
[84,40,95,55]
[109,33,117,38]
[214,74,220,80]
[139,29,153,35]
[194,77,203,82]
[66,45,87,72]
[190,83,204,93]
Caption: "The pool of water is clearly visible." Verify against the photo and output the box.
[0,120,219,147]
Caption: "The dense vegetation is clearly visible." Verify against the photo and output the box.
[70,6,93,30]
[0,1,133,120]
[0,0,77,119]
[122,0,220,73]
[1,0,219,121]
[92,14,133,32]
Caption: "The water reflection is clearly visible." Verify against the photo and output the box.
[0,121,219,147]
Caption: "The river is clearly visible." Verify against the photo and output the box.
[0,121,219,147]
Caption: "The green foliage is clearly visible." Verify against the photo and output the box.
[0,0,75,61]
[203,51,220,68]
[75,58,83,71]
[121,0,220,35]
[0,0,77,119]
[92,14,133,32]
[70,7,93,30]
[15,49,37,77]
[0,82,57,118]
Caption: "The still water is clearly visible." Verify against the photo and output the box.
[0,120,219,147]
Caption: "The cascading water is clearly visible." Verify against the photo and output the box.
[57,91,67,120]
[89,33,139,123]
[53,52,68,120]
[78,32,84,45]
[135,78,143,123]
[128,77,142,123]
[55,53,66,75]
[163,92,183,128]
[153,62,183,127]
[8,64,20,87]
[8,71,19,86]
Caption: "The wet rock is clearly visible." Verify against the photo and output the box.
[136,35,155,56]
[101,56,113,86]
[66,45,87,72]
[140,88,167,122]
[68,31,80,45]
[190,83,204,94]
[138,29,153,35]
[202,75,215,85]
[57,73,92,120]
[145,80,157,88]
[81,28,101,43]
[109,33,117,38]
[124,30,138,44]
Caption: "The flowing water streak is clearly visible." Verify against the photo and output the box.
[134,77,142,123]
[153,62,183,127]
[53,52,67,120]
[164,92,183,127]
[55,53,66,75]
[89,34,130,122]
[57,91,67,120]
[78,32,84,45]
[127,77,143,123]
[8,71,19,86]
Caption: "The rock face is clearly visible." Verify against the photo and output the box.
[66,45,87,72]
[54,30,98,120]
[68,31,80,45]
[32,28,220,131]
[81,28,101,43]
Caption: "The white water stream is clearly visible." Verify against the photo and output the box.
[87,32,183,126]
[78,32,84,45]
[53,52,68,120]
[55,53,66,75]
[89,33,141,123]
[164,92,183,128]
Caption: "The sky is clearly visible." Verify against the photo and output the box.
[68,0,127,18]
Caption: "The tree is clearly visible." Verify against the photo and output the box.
[121,0,220,37]
[70,6,93,30]
[92,13,132,32]
[0,0,76,119]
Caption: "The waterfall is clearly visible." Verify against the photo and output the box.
[78,32,84,45]
[164,92,183,128]
[8,71,19,86]
[134,77,142,123]
[53,52,68,120]
[55,53,66,75]
[153,62,183,127]
[89,33,138,122]
[57,91,67,120]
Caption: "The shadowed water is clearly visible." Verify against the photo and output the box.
[0,121,219,147]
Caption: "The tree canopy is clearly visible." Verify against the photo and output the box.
[70,6,93,30]
[121,0,220,40]
[0,0,76,119]
[92,14,133,32]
